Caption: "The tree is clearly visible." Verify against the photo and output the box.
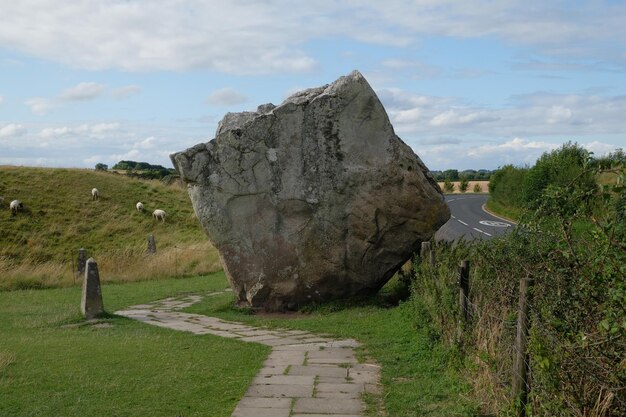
[459,176,469,193]
[522,142,595,207]
[443,178,454,193]
[95,163,108,171]
[443,169,459,181]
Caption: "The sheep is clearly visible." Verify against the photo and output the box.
[10,199,23,216]
[152,209,166,222]
[91,188,99,201]
[136,202,144,212]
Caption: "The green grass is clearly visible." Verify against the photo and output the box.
[484,199,522,222]
[0,272,270,417]
[0,166,220,289]
[0,166,206,263]
[185,279,477,417]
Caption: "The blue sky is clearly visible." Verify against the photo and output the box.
[1,1,625,171]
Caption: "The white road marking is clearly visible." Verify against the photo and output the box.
[451,215,456,219]
[479,220,511,227]
[473,227,485,233]
[457,220,468,226]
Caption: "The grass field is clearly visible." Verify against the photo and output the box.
[0,272,270,417]
[0,270,476,417]
[0,166,221,290]
[1,166,477,416]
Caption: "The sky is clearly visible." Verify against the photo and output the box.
[1,1,625,171]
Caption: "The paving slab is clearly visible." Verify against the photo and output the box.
[292,415,360,417]
[115,293,381,417]
[288,365,348,378]
[253,375,315,385]
[231,407,290,417]
[293,398,363,414]
[235,397,292,408]
[246,383,313,398]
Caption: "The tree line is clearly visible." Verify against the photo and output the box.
[95,160,176,180]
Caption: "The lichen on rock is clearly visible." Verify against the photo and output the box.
[171,70,449,311]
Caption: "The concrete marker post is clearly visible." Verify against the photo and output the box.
[81,258,104,320]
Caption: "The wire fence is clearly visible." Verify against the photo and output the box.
[419,241,625,417]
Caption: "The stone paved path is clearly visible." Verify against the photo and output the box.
[116,293,381,417]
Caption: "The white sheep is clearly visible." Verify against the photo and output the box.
[10,199,23,216]
[136,202,144,212]
[91,188,100,201]
[152,209,166,222]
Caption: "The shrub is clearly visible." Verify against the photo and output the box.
[413,160,626,416]
[473,183,482,193]
[522,142,596,207]
[459,176,469,193]
[443,178,454,193]
[489,164,528,207]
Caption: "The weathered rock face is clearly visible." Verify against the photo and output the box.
[171,70,449,310]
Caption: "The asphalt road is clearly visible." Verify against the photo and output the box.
[434,194,515,242]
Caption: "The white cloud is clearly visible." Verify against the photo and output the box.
[136,136,156,149]
[112,85,141,99]
[1,1,624,73]
[25,97,56,115]
[25,83,112,115]
[39,123,120,139]
[584,141,618,157]
[430,110,500,127]
[546,105,573,124]
[91,123,121,135]
[0,123,27,138]
[0,95,3,105]
[415,138,620,170]
[207,87,248,106]
[419,137,461,146]
[380,59,442,78]
[59,82,105,101]
[467,138,558,157]
[379,87,626,140]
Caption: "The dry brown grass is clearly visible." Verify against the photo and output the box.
[0,351,16,372]
[0,241,222,291]
[437,180,489,194]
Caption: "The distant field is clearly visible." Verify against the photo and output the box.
[436,180,489,194]
[0,166,219,290]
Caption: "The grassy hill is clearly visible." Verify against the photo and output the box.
[0,166,220,290]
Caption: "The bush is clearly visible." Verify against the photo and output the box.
[413,160,626,416]
[443,178,455,193]
[473,183,482,193]
[522,142,596,207]
[489,164,528,207]
[459,176,469,193]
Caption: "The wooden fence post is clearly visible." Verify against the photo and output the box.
[420,241,436,267]
[420,241,430,263]
[459,260,470,322]
[77,248,87,277]
[513,276,533,417]
[457,260,470,342]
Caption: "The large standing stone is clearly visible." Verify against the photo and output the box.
[81,258,104,319]
[171,70,449,310]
